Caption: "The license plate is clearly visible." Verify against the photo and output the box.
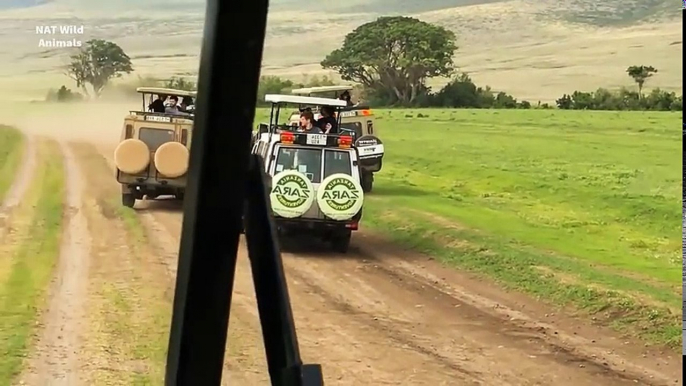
[306,134,327,145]
[145,115,171,122]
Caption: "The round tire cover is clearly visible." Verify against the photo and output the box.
[114,139,150,174]
[269,170,315,218]
[154,141,189,178]
[316,173,364,221]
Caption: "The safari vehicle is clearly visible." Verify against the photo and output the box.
[290,85,383,193]
[252,94,365,252]
[113,87,195,208]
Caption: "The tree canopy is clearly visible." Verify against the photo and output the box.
[321,16,456,105]
[626,65,658,95]
[66,39,133,97]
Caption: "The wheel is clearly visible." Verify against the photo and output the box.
[122,193,136,208]
[330,230,351,253]
[361,173,373,193]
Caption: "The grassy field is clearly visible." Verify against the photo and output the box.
[0,126,24,202]
[333,108,681,347]
[0,139,65,381]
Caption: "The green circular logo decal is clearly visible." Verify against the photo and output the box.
[316,173,364,221]
[270,170,315,218]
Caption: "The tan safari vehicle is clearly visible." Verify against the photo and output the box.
[290,85,384,193]
[113,87,195,208]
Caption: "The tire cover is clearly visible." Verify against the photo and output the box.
[355,135,384,159]
[269,170,315,218]
[154,141,189,178]
[316,173,364,221]
[114,139,150,174]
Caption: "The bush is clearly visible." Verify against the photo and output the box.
[556,87,682,111]
[164,76,196,91]
[413,73,528,109]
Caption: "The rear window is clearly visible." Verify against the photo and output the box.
[139,128,174,150]
[323,150,351,178]
[275,147,322,183]
[339,122,362,138]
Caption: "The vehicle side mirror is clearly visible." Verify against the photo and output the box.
[258,123,268,133]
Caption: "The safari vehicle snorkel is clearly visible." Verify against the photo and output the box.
[290,85,384,193]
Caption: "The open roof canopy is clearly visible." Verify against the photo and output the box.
[136,87,197,97]
[264,94,347,107]
[290,85,354,95]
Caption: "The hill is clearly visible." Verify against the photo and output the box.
[0,0,680,102]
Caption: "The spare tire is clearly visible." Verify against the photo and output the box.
[114,139,150,174]
[154,141,189,178]
[269,170,315,218]
[355,135,384,160]
[316,173,364,221]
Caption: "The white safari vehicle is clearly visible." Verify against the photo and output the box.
[252,94,365,252]
[113,87,195,208]
[290,85,384,193]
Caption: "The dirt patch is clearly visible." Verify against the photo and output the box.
[68,141,173,384]
[20,141,91,386]
[129,201,271,385]
[351,233,681,384]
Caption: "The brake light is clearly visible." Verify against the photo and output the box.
[345,221,358,230]
[338,135,352,148]
[361,109,372,116]
[280,132,294,144]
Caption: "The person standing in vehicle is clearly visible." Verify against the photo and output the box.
[179,96,194,112]
[316,105,338,134]
[149,94,166,112]
[299,111,323,133]
[339,91,354,106]
[165,96,182,114]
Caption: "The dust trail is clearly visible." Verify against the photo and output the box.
[0,134,36,226]
[20,141,91,386]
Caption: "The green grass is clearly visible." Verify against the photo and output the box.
[355,109,681,347]
[0,141,65,381]
[0,126,24,203]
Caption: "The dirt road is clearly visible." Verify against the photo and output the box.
[93,143,679,386]
[3,107,681,385]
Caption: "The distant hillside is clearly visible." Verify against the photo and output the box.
[0,0,679,102]
[2,0,674,25]
[0,0,51,10]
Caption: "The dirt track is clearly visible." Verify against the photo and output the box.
[3,107,682,385]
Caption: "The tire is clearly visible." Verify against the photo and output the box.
[361,173,373,193]
[330,230,351,253]
[122,193,136,208]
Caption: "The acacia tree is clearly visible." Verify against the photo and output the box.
[626,65,657,96]
[321,16,456,105]
[66,39,133,97]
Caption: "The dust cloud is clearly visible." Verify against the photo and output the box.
[4,100,138,147]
